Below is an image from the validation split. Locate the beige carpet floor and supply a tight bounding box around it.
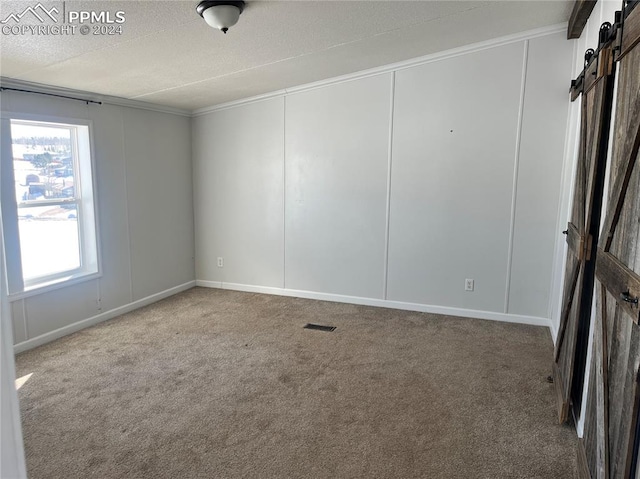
[15,287,577,478]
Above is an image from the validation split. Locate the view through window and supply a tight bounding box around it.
[4,118,98,292]
[12,121,80,280]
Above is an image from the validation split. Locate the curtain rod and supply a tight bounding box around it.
[0,86,102,105]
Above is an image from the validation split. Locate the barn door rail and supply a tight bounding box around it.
[570,21,618,100]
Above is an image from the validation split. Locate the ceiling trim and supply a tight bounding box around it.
[193,22,568,117]
[192,89,288,115]
[0,22,569,117]
[0,77,192,117]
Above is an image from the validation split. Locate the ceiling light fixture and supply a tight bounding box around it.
[196,1,245,34]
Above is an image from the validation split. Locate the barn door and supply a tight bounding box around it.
[580,3,640,478]
[553,24,617,424]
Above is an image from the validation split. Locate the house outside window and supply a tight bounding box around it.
[1,116,99,296]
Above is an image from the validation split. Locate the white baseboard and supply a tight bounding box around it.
[13,281,196,354]
[195,280,552,329]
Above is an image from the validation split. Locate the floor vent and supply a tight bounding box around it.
[303,323,336,332]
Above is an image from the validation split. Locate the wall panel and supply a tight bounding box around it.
[387,41,524,312]
[284,74,392,298]
[192,98,285,287]
[24,280,99,338]
[508,33,574,317]
[123,108,194,301]
[90,104,132,312]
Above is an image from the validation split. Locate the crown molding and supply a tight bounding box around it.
[192,89,288,116]
[193,22,568,117]
[1,22,568,118]
[0,77,192,117]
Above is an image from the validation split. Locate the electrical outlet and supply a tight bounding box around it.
[217,257,224,268]
[465,278,474,291]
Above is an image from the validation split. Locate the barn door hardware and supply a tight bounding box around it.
[598,22,613,45]
[620,291,639,305]
[570,21,621,99]
[585,48,596,67]
[563,223,593,261]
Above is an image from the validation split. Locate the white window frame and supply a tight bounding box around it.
[1,113,101,299]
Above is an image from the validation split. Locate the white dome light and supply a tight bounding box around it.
[197,1,245,34]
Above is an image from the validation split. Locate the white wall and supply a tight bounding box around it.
[388,41,523,313]
[192,98,284,287]
[1,207,26,478]
[510,33,576,319]
[285,74,392,298]
[1,91,195,349]
[194,27,573,325]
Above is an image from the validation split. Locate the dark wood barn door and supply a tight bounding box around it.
[581,3,640,478]
[554,26,617,425]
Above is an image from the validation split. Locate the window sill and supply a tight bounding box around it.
[8,270,101,302]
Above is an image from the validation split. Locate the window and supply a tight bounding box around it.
[1,116,99,295]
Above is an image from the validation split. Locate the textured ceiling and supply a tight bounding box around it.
[0,1,572,111]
